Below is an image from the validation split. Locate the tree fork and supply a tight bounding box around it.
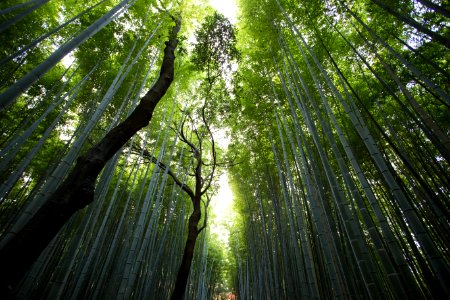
[0,17,182,295]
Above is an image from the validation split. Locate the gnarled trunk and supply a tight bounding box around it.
[170,200,202,300]
[0,17,181,295]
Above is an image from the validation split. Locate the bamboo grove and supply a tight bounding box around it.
[0,0,449,299]
[230,0,449,299]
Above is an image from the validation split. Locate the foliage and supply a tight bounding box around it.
[192,12,240,76]
[229,0,450,298]
[0,0,449,298]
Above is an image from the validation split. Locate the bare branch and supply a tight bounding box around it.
[137,146,195,199]
[200,99,217,195]
[154,0,177,22]
[198,193,212,233]
[179,120,199,154]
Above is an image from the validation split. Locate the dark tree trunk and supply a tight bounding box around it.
[0,18,181,295]
[171,199,202,300]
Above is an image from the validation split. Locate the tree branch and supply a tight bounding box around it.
[137,147,195,199]
[200,95,217,195]
[197,193,212,233]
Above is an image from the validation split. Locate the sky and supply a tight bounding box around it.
[209,0,238,23]
[208,0,238,244]
[210,172,235,244]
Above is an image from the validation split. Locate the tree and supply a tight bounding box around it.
[164,110,217,300]
[0,12,182,294]
[167,12,238,299]
[118,12,238,299]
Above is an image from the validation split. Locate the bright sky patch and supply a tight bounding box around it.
[209,0,237,23]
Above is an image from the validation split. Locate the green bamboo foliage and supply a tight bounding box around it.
[0,0,50,33]
[1,0,449,299]
[231,0,449,298]
[0,0,136,110]
[0,0,109,69]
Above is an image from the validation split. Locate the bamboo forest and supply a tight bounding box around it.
[0,0,449,298]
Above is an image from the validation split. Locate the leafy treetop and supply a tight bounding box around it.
[192,12,240,79]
